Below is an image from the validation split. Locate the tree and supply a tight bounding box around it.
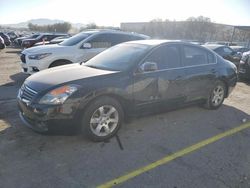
[28,22,72,33]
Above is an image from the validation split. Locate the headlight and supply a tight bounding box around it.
[28,53,52,60]
[39,85,78,105]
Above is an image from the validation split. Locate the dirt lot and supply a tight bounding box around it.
[0,47,250,188]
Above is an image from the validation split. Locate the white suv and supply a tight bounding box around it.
[20,30,149,74]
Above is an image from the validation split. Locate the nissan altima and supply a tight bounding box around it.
[17,40,237,141]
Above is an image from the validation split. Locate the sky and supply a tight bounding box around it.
[0,0,249,26]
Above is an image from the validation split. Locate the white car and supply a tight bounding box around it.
[20,30,149,74]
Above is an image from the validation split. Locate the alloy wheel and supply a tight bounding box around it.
[211,85,224,106]
[89,105,119,137]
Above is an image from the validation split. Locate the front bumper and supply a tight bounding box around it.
[20,61,39,74]
[19,112,48,132]
[17,98,78,132]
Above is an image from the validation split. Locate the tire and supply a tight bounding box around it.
[49,60,71,68]
[204,80,226,110]
[81,96,124,142]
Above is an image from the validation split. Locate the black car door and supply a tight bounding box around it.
[133,44,186,110]
[182,44,217,101]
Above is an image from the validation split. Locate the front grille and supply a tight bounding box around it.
[19,84,38,103]
[20,54,26,63]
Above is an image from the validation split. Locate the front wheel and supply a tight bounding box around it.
[81,96,124,142]
[204,81,226,110]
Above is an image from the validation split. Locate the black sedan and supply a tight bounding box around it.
[203,44,241,67]
[231,46,249,54]
[238,51,250,80]
[17,40,237,141]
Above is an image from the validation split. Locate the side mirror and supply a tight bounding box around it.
[140,62,158,72]
[82,43,92,49]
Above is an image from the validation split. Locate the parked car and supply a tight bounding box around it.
[0,36,5,49]
[17,40,237,141]
[33,35,71,46]
[203,44,241,67]
[205,41,236,46]
[0,32,11,46]
[20,30,149,74]
[14,34,40,46]
[238,51,250,80]
[230,46,250,54]
[21,33,69,48]
[7,31,19,42]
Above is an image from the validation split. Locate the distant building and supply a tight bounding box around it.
[121,21,250,47]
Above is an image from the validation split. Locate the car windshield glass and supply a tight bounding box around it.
[31,34,39,38]
[84,43,149,71]
[59,33,92,46]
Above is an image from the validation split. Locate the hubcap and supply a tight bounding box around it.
[211,85,224,106]
[90,105,119,137]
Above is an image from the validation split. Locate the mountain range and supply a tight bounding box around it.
[1,18,86,29]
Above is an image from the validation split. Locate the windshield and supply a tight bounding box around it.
[31,34,39,38]
[84,43,150,71]
[59,32,92,46]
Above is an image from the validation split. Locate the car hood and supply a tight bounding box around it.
[22,44,61,54]
[24,64,118,92]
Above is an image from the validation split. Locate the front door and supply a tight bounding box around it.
[133,44,186,111]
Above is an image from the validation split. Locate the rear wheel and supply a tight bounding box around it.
[81,96,124,142]
[204,80,226,109]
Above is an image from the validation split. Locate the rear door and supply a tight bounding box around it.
[182,44,217,101]
[133,44,186,110]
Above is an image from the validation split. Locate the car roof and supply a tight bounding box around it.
[126,39,199,46]
[79,29,150,39]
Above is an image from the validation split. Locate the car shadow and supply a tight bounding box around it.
[0,73,29,99]
[5,50,22,54]
[9,72,29,86]
[1,102,249,138]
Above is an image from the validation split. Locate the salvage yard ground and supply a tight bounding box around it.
[0,47,250,188]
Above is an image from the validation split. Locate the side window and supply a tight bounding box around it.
[130,35,145,41]
[183,45,208,66]
[88,34,113,48]
[46,35,55,41]
[88,33,143,49]
[110,34,133,45]
[207,51,215,64]
[144,45,181,70]
[41,36,47,41]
